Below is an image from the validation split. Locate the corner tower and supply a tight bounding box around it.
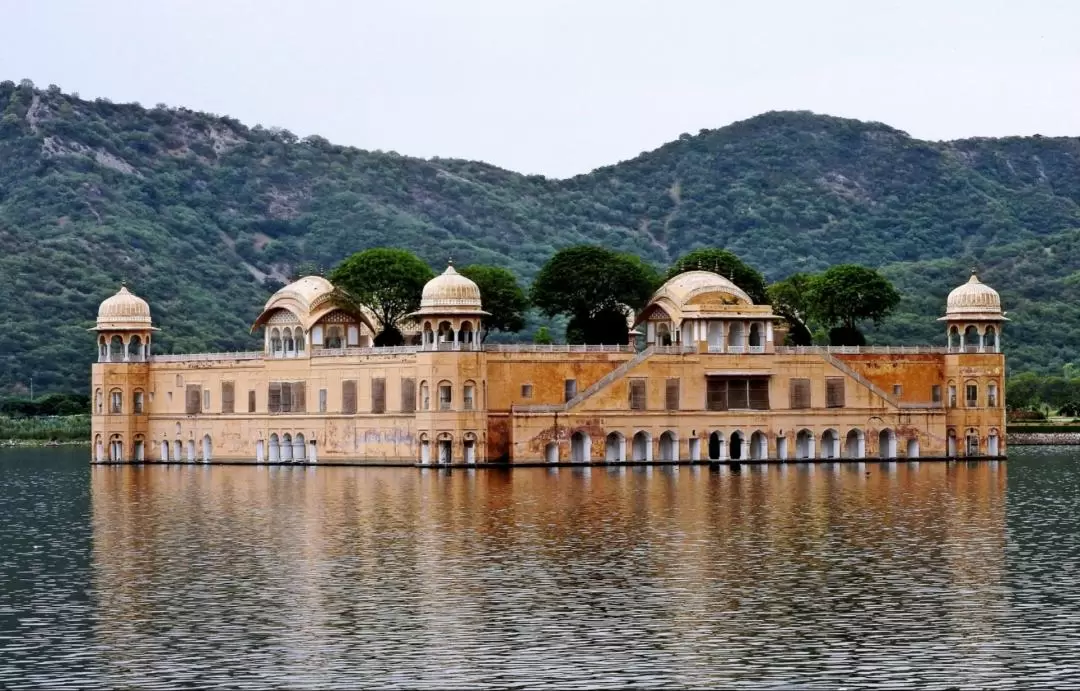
[90,284,157,462]
[411,264,490,465]
[940,270,1007,353]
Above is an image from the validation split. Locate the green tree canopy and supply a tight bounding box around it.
[667,248,768,304]
[566,307,631,346]
[808,264,901,334]
[531,246,657,344]
[328,248,434,346]
[766,272,815,346]
[458,264,527,339]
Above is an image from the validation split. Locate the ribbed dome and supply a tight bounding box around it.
[654,270,753,307]
[945,271,1003,317]
[96,285,152,330]
[414,264,486,315]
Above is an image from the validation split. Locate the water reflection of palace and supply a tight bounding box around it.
[91,268,1007,465]
[90,461,1007,681]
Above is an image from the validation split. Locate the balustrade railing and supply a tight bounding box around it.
[483,344,636,353]
[149,352,263,363]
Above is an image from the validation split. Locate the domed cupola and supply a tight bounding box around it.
[939,270,1007,352]
[415,264,486,314]
[95,284,153,331]
[411,263,490,350]
[91,283,158,363]
[945,270,1003,318]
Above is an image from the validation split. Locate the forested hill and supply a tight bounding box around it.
[1,79,1079,393]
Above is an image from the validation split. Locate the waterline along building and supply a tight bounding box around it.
[91,267,1006,465]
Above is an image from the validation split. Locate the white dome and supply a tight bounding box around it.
[413,264,487,316]
[945,271,1004,319]
[96,285,152,330]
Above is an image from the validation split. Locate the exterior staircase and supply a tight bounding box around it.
[821,353,899,406]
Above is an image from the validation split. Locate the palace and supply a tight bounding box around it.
[90,266,1007,465]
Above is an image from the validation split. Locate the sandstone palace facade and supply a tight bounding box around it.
[90,266,1007,465]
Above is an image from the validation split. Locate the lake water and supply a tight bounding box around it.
[1,449,1078,688]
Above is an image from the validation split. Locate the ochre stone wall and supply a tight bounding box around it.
[92,349,1007,464]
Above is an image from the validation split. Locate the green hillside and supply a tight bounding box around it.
[1,79,1078,393]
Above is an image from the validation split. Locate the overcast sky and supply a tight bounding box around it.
[3,0,1077,177]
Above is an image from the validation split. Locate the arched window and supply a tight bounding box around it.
[201,434,212,462]
[749,430,766,459]
[965,380,979,407]
[748,323,763,348]
[270,328,282,356]
[632,431,652,461]
[984,326,997,351]
[438,380,453,410]
[437,321,454,348]
[133,389,145,414]
[128,335,143,362]
[293,433,306,461]
[571,430,591,463]
[964,325,980,352]
[988,381,999,407]
[282,433,294,462]
[845,429,865,458]
[878,429,896,459]
[420,381,430,410]
[98,336,108,361]
[656,323,672,346]
[728,322,745,349]
[660,431,679,461]
[109,388,123,414]
[820,429,839,459]
[948,325,960,350]
[295,328,305,352]
[947,380,958,408]
[708,431,725,460]
[463,380,476,411]
[460,321,475,347]
[283,327,295,355]
[326,326,343,349]
[94,389,103,414]
[605,432,625,462]
[795,429,814,459]
[109,335,124,362]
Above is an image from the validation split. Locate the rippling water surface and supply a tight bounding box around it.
[1,449,1079,687]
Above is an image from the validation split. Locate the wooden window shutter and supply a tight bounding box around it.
[185,384,202,414]
[268,382,282,413]
[706,378,728,411]
[628,379,647,410]
[401,378,416,412]
[729,379,750,409]
[665,378,680,410]
[294,382,306,413]
[749,379,770,410]
[789,378,811,409]
[342,381,357,414]
[826,378,845,408]
[371,378,386,414]
[221,381,235,414]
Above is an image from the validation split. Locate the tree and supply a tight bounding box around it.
[458,264,527,339]
[533,326,553,345]
[328,248,434,346]
[807,265,901,342]
[667,248,768,303]
[1006,371,1042,411]
[767,273,814,345]
[531,246,658,344]
[566,307,631,345]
